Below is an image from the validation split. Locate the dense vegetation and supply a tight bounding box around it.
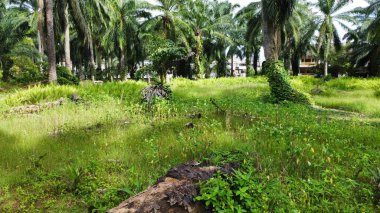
[0,77,379,212]
[1,0,380,212]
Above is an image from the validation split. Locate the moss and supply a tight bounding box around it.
[264,60,310,105]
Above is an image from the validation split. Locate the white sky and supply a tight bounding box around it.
[229,0,368,9]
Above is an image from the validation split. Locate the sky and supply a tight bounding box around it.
[228,0,368,10]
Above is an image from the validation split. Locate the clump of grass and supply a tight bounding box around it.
[375,89,380,99]
[325,78,380,90]
[3,84,77,106]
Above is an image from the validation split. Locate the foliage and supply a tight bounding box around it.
[197,159,375,212]
[264,60,310,104]
[150,41,186,83]
[56,66,80,85]
[9,56,42,83]
[135,64,156,81]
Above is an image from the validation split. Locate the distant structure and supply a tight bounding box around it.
[300,54,317,74]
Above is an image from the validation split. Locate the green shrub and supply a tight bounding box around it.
[264,60,310,104]
[9,56,43,83]
[197,161,374,212]
[135,64,157,81]
[56,66,79,85]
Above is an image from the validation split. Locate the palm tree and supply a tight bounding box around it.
[63,0,72,71]
[44,0,56,83]
[201,0,237,77]
[103,0,148,80]
[141,0,189,44]
[68,0,97,81]
[181,0,235,77]
[236,1,261,75]
[261,0,309,104]
[0,6,35,81]
[291,21,318,75]
[315,0,353,76]
[345,0,380,76]
[261,0,296,61]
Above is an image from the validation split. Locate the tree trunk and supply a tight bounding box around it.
[89,41,96,81]
[119,50,126,81]
[194,32,203,78]
[253,49,259,75]
[37,0,45,54]
[262,10,280,60]
[78,59,83,80]
[63,0,72,71]
[230,56,234,77]
[291,55,300,76]
[369,47,380,77]
[324,61,328,76]
[45,0,57,83]
[245,47,253,77]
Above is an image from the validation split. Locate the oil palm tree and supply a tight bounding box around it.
[345,0,380,76]
[261,0,296,61]
[141,0,190,46]
[0,7,35,81]
[181,0,235,77]
[236,1,261,75]
[103,0,148,80]
[315,0,353,76]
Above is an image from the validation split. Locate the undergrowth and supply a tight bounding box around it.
[0,77,379,212]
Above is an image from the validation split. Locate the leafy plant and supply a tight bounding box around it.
[264,60,310,104]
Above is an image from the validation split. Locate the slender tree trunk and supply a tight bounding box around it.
[324,61,328,76]
[291,55,300,76]
[37,0,45,54]
[63,0,72,71]
[245,47,253,77]
[230,56,234,77]
[194,32,203,77]
[253,49,259,75]
[78,59,83,80]
[45,0,57,83]
[119,50,126,81]
[89,41,96,81]
[37,0,45,73]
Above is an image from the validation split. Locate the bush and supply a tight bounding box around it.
[56,66,79,85]
[264,60,310,104]
[135,64,157,81]
[9,56,43,83]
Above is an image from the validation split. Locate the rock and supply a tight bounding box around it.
[108,161,232,213]
[185,122,194,129]
[142,85,171,102]
[70,93,80,102]
[310,87,323,95]
[189,113,202,119]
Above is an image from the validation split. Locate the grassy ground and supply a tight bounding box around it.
[0,77,379,212]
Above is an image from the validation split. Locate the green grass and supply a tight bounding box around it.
[0,77,379,212]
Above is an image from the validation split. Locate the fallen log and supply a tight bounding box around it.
[8,98,65,114]
[108,161,237,213]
